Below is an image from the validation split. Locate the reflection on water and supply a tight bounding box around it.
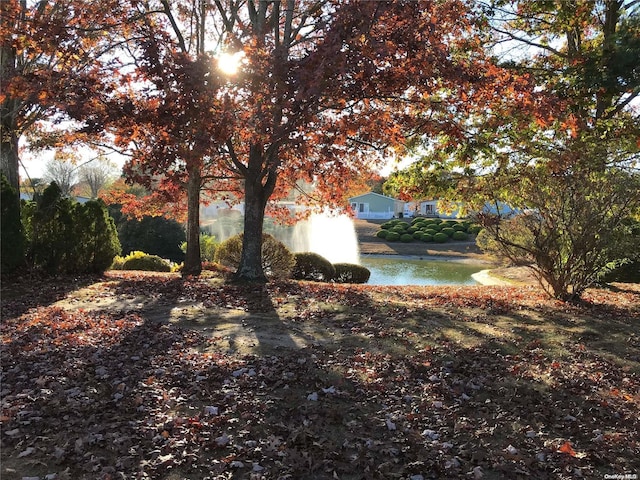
[361,256,485,286]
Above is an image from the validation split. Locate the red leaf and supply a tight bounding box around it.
[558,441,576,456]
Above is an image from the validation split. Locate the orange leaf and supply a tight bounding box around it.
[559,441,576,456]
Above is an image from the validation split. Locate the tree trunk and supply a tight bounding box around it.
[232,144,280,283]
[233,171,269,283]
[1,33,20,201]
[182,167,202,276]
[0,133,20,200]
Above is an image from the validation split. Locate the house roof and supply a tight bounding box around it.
[348,191,403,202]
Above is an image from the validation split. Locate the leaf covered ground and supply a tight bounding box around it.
[1,272,639,479]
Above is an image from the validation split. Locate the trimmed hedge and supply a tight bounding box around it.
[386,231,401,242]
[421,233,434,242]
[441,227,456,237]
[333,263,371,284]
[376,230,389,239]
[468,224,482,235]
[434,232,449,243]
[292,252,335,282]
[400,233,414,243]
[452,231,468,241]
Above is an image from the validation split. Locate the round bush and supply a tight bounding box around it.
[400,233,414,243]
[441,227,456,237]
[292,252,335,282]
[434,232,449,243]
[453,223,466,232]
[407,226,419,234]
[386,231,401,242]
[381,222,395,230]
[376,229,389,239]
[421,233,434,242]
[412,231,423,240]
[214,233,294,279]
[428,223,442,231]
[117,251,172,272]
[392,224,407,233]
[452,231,468,241]
[333,263,371,284]
[423,229,438,236]
[468,224,482,235]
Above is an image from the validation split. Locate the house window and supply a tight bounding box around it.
[424,204,435,215]
[359,203,366,213]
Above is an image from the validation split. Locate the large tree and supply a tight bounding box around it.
[0,0,128,199]
[112,0,507,282]
[388,0,640,300]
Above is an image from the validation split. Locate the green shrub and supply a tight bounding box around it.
[421,233,434,242]
[22,183,120,274]
[400,233,413,243]
[412,231,423,240]
[381,222,394,230]
[441,227,456,237]
[468,224,482,235]
[452,231,468,241]
[110,206,185,263]
[453,223,466,232]
[73,199,122,273]
[180,233,218,262]
[1,175,24,273]
[385,231,401,242]
[434,232,449,243]
[428,223,442,231]
[333,263,371,284]
[113,251,171,272]
[407,226,419,234]
[292,252,335,282]
[376,229,389,239]
[214,233,294,279]
[391,224,407,233]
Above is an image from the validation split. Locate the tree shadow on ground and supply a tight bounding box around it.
[1,273,102,318]
[2,274,639,479]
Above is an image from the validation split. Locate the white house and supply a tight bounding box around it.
[418,199,462,219]
[349,192,405,219]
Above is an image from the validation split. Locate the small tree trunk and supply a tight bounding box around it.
[182,167,202,276]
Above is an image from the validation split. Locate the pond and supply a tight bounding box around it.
[360,255,489,286]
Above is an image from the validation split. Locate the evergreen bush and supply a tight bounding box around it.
[376,230,389,239]
[400,233,414,243]
[385,231,401,242]
[1,175,25,273]
[434,232,449,243]
[292,252,335,282]
[333,263,371,284]
[453,223,467,232]
[412,231,423,239]
[110,206,185,263]
[441,227,456,237]
[452,231,468,241]
[22,183,120,274]
[468,224,482,235]
[421,233,434,242]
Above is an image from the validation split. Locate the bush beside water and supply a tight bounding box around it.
[374,218,481,245]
